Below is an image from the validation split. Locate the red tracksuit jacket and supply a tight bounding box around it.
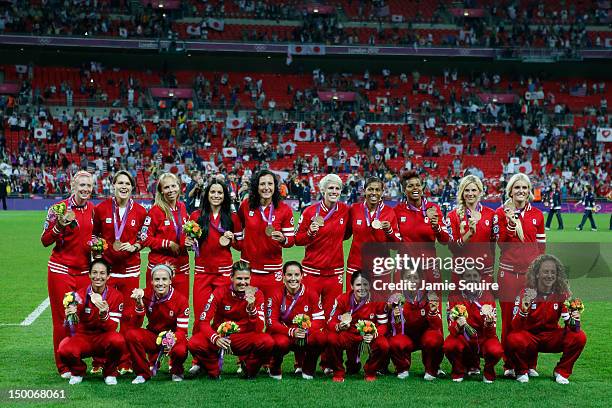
[511,289,570,332]
[198,285,266,345]
[389,291,442,336]
[237,199,295,273]
[71,285,124,335]
[133,287,189,335]
[266,284,325,336]
[41,196,95,274]
[93,198,148,275]
[394,200,450,259]
[190,210,242,275]
[347,202,401,273]
[295,201,351,276]
[447,291,498,338]
[327,292,388,337]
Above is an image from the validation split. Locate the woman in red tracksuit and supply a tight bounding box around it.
[125,264,189,384]
[447,175,498,284]
[387,268,444,380]
[347,176,401,277]
[93,170,148,373]
[496,173,545,376]
[140,173,189,299]
[394,172,450,284]
[237,170,295,298]
[295,173,351,315]
[57,259,125,386]
[186,179,242,375]
[505,254,586,385]
[326,272,389,382]
[41,170,95,377]
[443,268,504,383]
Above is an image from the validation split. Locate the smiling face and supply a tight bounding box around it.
[365,182,383,207]
[510,180,530,206]
[352,276,371,300]
[402,269,422,292]
[258,174,275,203]
[283,264,303,293]
[208,183,224,208]
[463,269,481,285]
[462,182,481,207]
[537,260,558,292]
[160,176,180,205]
[323,182,342,205]
[72,175,93,204]
[89,262,109,292]
[152,269,172,297]
[114,174,133,203]
[231,270,251,292]
[404,177,423,204]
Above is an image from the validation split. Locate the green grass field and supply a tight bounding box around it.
[0,211,610,407]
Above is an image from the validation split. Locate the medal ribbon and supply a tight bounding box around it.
[463,203,482,225]
[169,206,183,243]
[148,286,174,313]
[259,204,275,228]
[363,202,383,227]
[315,201,338,223]
[280,286,303,323]
[349,292,368,314]
[112,198,132,242]
[406,197,428,219]
[209,213,226,234]
[85,285,109,308]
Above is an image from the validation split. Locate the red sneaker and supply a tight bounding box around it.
[365,375,377,382]
[332,376,345,383]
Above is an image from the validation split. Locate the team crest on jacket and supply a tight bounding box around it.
[184,308,190,316]
[105,218,112,223]
[401,217,406,223]
[553,303,558,310]
[340,218,344,225]
[170,310,174,317]
[85,307,91,314]
[485,220,490,226]
[369,313,374,319]
[119,303,124,312]
[356,220,362,225]
[533,219,537,225]
[225,305,231,310]
[304,305,309,312]
[144,217,151,226]
[164,220,170,226]
[249,211,254,216]
[131,220,136,226]
[421,309,425,316]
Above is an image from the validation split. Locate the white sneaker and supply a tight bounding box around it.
[69,376,83,385]
[268,373,282,380]
[172,374,183,382]
[236,366,243,374]
[516,374,529,383]
[104,376,117,386]
[132,376,146,384]
[437,369,446,377]
[483,377,494,384]
[323,368,334,376]
[302,373,313,380]
[554,372,570,385]
[452,377,464,382]
[468,368,481,376]
[504,369,516,378]
[545,227,551,231]
[397,371,409,379]
[294,367,303,375]
[528,369,539,377]
[60,372,72,379]
[188,365,201,376]
[424,373,437,381]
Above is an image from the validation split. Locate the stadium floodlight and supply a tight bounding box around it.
[314,8,319,13]
[159,4,164,8]
[464,11,469,16]
[168,91,174,97]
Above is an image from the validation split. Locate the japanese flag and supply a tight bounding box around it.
[521,135,539,149]
[207,18,225,31]
[222,147,237,158]
[517,161,533,174]
[294,128,312,141]
[226,117,245,129]
[288,44,326,55]
[34,128,47,139]
[596,127,612,142]
[186,25,201,36]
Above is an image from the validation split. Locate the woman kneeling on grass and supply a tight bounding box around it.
[505,254,587,384]
[125,264,189,384]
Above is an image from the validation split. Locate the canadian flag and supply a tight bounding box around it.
[225,117,245,129]
[596,127,612,142]
[207,18,224,31]
[294,128,312,141]
[517,161,533,174]
[288,44,326,55]
[521,135,539,149]
[34,128,47,139]
[186,25,201,36]
[222,147,237,158]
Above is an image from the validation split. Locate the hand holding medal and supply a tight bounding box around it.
[131,288,145,307]
[426,206,438,225]
[522,288,537,312]
[481,304,495,325]
[244,286,257,306]
[219,231,233,247]
[338,312,352,330]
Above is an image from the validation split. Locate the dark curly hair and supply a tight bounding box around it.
[248,169,281,210]
[526,254,571,296]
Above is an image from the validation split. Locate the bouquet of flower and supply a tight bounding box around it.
[217,321,240,372]
[63,291,81,336]
[183,220,202,256]
[152,331,176,376]
[51,202,67,217]
[450,304,477,337]
[355,320,377,364]
[292,314,311,346]
[387,293,406,324]
[88,237,108,258]
[564,297,585,328]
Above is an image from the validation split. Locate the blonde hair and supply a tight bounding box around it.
[319,174,343,192]
[70,171,93,194]
[155,173,181,219]
[456,175,484,236]
[151,263,174,280]
[504,173,533,242]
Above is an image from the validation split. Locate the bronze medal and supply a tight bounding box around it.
[471,211,482,222]
[113,240,123,251]
[426,207,437,218]
[314,215,325,227]
[371,219,383,230]
[219,235,231,247]
[64,210,76,222]
[265,225,275,236]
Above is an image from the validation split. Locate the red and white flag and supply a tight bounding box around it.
[288,44,326,55]
[521,135,539,149]
[596,127,612,142]
[207,18,224,31]
[186,25,201,36]
[517,161,533,174]
[34,128,47,139]
[442,141,463,155]
[294,128,312,141]
[222,147,237,158]
[225,117,245,129]
[280,142,296,155]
